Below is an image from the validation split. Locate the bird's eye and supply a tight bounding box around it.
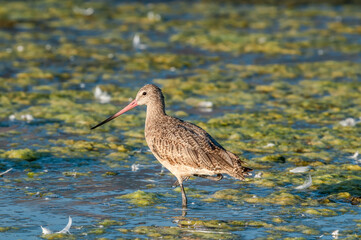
[142,92,147,95]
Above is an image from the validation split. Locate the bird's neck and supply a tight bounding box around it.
[145,100,167,127]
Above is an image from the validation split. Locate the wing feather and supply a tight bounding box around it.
[148,117,237,172]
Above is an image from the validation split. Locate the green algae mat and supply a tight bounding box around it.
[1,1,361,239]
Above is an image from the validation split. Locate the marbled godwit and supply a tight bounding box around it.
[91,84,252,208]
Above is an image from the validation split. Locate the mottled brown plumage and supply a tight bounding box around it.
[91,84,252,208]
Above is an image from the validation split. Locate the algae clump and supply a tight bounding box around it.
[133,226,182,238]
[99,219,125,227]
[41,233,76,240]
[117,190,160,206]
[0,227,11,232]
[5,148,39,161]
[212,189,242,201]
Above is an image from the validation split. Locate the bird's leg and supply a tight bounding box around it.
[182,209,187,217]
[172,176,190,187]
[179,181,187,209]
[193,174,223,181]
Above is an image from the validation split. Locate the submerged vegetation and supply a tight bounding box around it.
[0,0,360,239]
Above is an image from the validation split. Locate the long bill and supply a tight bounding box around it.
[91,99,138,129]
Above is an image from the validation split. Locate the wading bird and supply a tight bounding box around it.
[91,84,252,208]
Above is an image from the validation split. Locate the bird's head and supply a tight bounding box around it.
[134,84,163,106]
[91,84,163,129]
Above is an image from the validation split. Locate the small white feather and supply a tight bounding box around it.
[21,114,34,122]
[57,216,72,234]
[295,174,312,190]
[41,226,53,235]
[290,166,311,173]
[17,45,24,52]
[94,86,111,104]
[133,34,147,50]
[348,151,359,160]
[9,114,16,121]
[198,101,213,108]
[264,143,275,148]
[41,216,72,235]
[131,164,140,172]
[0,168,13,176]
[254,172,263,178]
[332,229,339,239]
[73,6,94,16]
[339,118,357,127]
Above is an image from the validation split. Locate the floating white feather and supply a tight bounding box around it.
[254,172,263,178]
[133,34,147,50]
[332,229,339,239]
[41,216,72,235]
[289,166,311,173]
[0,168,13,176]
[41,226,53,235]
[348,151,359,160]
[73,6,94,16]
[147,11,161,21]
[198,101,213,113]
[198,101,213,108]
[17,45,24,52]
[94,86,111,104]
[21,114,34,122]
[264,143,275,148]
[339,118,360,127]
[295,174,312,190]
[57,216,72,234]
[131,164,140,172]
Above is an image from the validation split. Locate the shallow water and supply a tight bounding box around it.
[1,1,361,239]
